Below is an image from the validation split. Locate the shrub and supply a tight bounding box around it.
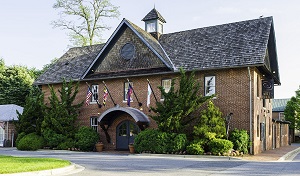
[186,141,204,155]
[229,128,249,154]
[208,138,233,155]
[57,138,75,150]
[15,132,26,147]
[168,133,188,153]
[42,129,67,149]
[75,126,99,151]
[17,133,44,151]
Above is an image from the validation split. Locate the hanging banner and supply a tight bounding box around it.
[262,79,274,99]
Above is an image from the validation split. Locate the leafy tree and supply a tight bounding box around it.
[0,61,35,106]
[52,0,120,46]
[14,87,45,135]
[284,88,300,130]
[151,68,212,134]
[193,101,226,140]
[41,79,83,148]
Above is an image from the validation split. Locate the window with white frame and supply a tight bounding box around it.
[91,85,99,103]
[124,82,133,101]
[161,79,171,100]
[204,76,215,96]
[146,22,156,32]
[90,117,98,132]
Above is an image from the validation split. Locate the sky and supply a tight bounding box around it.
[0,0,299,99]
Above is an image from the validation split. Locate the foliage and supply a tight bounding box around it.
[58,139,76,150]
[284,88,300,130]
[193,101,226,140]
[229,128,249,154]
[151,68,212,135]
[208,138,233,155]
[14,87,45,135]
[186,141,205,155]
[134,129,187,154]
[0,155,70,174]
[17,133,44,151]
[75,126,99,151]
[41,79,83,148]
[15,132,26,148]
[52,0,120,46]
[0,60,36,106]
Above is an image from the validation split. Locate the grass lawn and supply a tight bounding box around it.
[0,155,71,174]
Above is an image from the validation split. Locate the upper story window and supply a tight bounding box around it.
[124,82,133,101]
[146,22,156,32]
[161,79,171,100]
[91,85,99,103]
[204,76,215,96]
[257,75,260,98]
[90,116,98,132]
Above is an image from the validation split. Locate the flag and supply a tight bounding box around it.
[85,87,92,106]
[147,83,151,107]
[103,87,108,106]
[127,84,133,106]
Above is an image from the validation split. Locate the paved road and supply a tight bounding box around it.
[1,148,300,176]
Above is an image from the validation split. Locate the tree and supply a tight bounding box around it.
[284,88,300,131]
[14,87,45,135]
[52,0,120,46]
[151,68,212,135]
[0,61,35,106]
[41,79,83,148]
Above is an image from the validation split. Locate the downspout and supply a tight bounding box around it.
[248,67,253,154]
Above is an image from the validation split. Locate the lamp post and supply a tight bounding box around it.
[225,113,233,139]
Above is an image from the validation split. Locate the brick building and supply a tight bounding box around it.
[35,8,285,155]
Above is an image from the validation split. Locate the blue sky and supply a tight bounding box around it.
[0,0,299,99]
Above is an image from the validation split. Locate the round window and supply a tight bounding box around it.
[120,43,135,60]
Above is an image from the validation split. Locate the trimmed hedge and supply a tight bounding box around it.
[229,128,249,154]
[186,141,204,155]
[15,132,26,147]
[75,126,99,151]
[208,138,233,155]
[17,133,44,151]
[134,129,187,154]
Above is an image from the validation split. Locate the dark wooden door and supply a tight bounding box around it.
[116,120,139,150]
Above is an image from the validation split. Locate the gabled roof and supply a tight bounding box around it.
[272,98,290,112]
[142,8,166,23]
[0,104,23,121]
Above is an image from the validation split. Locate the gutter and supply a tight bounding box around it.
[248,67,253,154]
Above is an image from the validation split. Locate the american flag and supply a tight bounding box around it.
[85,87,93,106]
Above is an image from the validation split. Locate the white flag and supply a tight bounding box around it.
[147,83,151,107]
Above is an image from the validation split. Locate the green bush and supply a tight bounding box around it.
[229,128,249,154]
[57,138,75,150]
[15,132,26,147]
[186,141,204,155]
[75,126,99,151]
[134,129,187,154]
[17,133,44,151]
[42,129,67,149]
[208,138,233,155]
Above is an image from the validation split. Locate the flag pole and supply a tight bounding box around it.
[85,82,102,108]
[102,81,117,106]
[127,79,143,107]
[147,79,158,103]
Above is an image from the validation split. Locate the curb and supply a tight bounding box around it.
[0,163,84,176]
[278,146,300,161]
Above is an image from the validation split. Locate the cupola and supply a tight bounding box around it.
[142,8,166,40]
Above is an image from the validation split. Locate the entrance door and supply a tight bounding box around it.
[116,120,139,150]
[0,126,4,147]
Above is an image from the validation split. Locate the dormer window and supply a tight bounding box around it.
[146,22,156,32]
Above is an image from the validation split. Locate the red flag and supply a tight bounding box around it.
[86,87,92,106]
[103,87,108,106]
[127,84,133,106]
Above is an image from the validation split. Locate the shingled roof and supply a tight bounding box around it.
[35,16,279,85]
[272,99,290,112]
[142,8,166,23]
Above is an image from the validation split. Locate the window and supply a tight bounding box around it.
[124,82,133,101]
[257,75,260,98]
[90,117,98,132]
[91,85,99,103]
[161,79,171,100]
[158,23,163,33]
[257,115,260,137]
[204,76,215,96]
[263,99,266,108]
[279,112,285,120]
[147,22,156,32]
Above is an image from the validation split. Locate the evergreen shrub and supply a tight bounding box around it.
[17,133,44,151]
[208,138,233,155]
[75,126,99,151]
[229,128,249,154]
[186,141,205,155]
[15,132,26,147]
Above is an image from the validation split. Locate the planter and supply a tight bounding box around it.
[129,144,135,153]
[95,143,104,152]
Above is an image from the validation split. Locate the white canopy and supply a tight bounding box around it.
[0,104,23,121]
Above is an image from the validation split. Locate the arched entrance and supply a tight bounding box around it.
[116,120,140,149]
